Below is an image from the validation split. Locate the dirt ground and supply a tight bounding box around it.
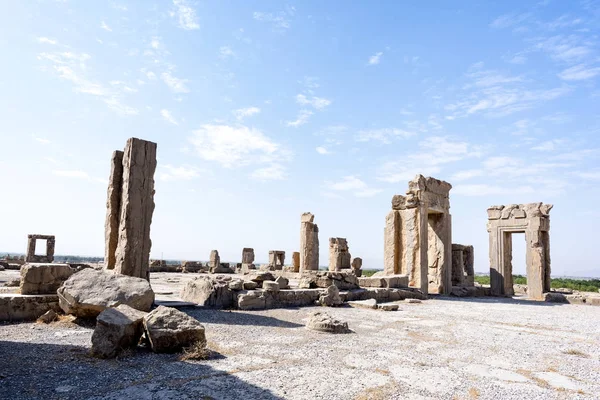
[1,271,600,400]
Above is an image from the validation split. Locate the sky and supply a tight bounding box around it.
[1,1,599,277]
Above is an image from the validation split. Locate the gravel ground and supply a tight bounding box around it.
[1,294,599,400]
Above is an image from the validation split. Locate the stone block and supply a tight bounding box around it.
[91,304,147,358]
[143,306,206,353]
[20,263,74,295]
[0,294,59,322]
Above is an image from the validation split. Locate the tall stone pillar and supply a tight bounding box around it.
[300,212,319,272]
[113,138,157,280]
[291,251,300,273]
[383,210,400,275]
[104,150,124,270]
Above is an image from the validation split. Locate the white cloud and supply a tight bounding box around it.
[490,13,531,29]
[159,165,199,181]
[531,139,564,151]
[574,170,600,180]
[35,137,51,144]
[161,71,190,93]
[453,184,535,196]
[286,109,313,127]
[316,146,330,155]
[533,35,592,63]
[100,21,112,32]
[253,11,292,30]
[295,94,331,110]
[160,109,178,125]
[219,46,235,58]
[189,124,286,170]
[37,37,57,45]
[368,52,383,65]
[171,0,200,30]
[250,163,286,181]
[104,97,139,115]
[328,176,382,197]
[451,169,484,181]
[233,106,260,120]
[150,37,161,50]
[142,69,157,80]
[355,128,415,144]
[558,64,600,81]
[53,170,90,179]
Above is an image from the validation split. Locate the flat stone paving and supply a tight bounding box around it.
[1,288,599,399]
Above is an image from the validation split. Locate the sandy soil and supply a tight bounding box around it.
[1,282,599,400]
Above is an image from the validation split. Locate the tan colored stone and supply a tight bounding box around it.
[20,263,74,295]
[291,252,300,273]
[300,213,319,272]
[328,238,351,272]
[104,150,123,270]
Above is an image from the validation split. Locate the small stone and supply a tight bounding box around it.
[37,310,58,324]
[306,311,350,334]
[377,303,399,311]
[143,306,206,353]
[348,299,377,309]
[405,298,422,304]
[262,281,280,292]
[275,276,289,289]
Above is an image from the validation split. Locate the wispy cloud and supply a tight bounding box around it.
[219,46,235,59]
[355,128,415,144]
[233,106,260,120]
[368,52,383,65]
[327,176,382,198]
[286,109,313,127]
[37,37,57,45]
[161,71,190,93]
[100,21,112,32]
[34,137,51,145]
[295,94,331,110]
[490,13,532,30]
[250,163,286,181]
[160,109,178,125]
[253,8,295,30]
[171,0,200,30]
[159,164,199,181]
[316,146,330,155]
[558,64,600,81]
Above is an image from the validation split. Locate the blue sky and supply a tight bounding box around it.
[1,1,599,277]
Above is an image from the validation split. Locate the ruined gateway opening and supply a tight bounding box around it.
[34,239,47,256]
[427,211,446,294]
[510,232,527,278]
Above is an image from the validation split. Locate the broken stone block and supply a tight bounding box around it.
[181,261,206,273]
[36,309,58,324]
[358,277,385,288]
[243,281,258,290]
[241,248,255,264]
[351,257,363,277]
[377,303,399,311]
[143,306,206,353]
[262,281,280,292]
[228,279,244,291]
[382,275,409,288]
[319,285,343,307]
[306,311,349,333]
[237,291,268,310]
[20,263,75,295]
[298,276,317,289]
[275,276,289,289]
[113,138,157,280]
[348,299,377,309]
[57,269,154,318]
[268,250,285,270]
[208,250,220,272]
[328,237,351,272]
[248,271,275,287]
[315,271,359,290]
[211,263,234,274]
[91,304,147,358]
[180,277,235,308]
[25,234,56,263]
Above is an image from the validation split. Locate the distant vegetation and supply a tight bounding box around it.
[474,274,600,293]
[362,269,378,277]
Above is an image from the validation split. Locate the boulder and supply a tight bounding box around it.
[57,269,154,318]
[143,306,206,353]
[237,291,268,310]
[180,277,235,308]
[228,279,244,291]
[263,281,280,292]
[20,263,75,295]
[319,285,342,307]
[298,276,317,289]
[275,276,289,289]
[306,311,350,333]
[315,271,359,290]
[91,305,147,358]
[248,272,275,287]
[348,299,377,309]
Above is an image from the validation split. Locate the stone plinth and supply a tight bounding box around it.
[328,238,351,271]
[20,263,74,295]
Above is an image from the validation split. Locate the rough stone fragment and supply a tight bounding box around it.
[291,252,300,273]
[181,261,205,273]
[91,304,147,358]
[268,251,285,270]
[314,271,359,290]
[208,250,220,272]
[228,279,244,291]
[104,150,123,270]
[20,263,74,295]
[328,238,351,272]
[319,285,342,307]
[298,276,317,289]
[0,294,59,322]
[113,138,157,280]
[347,298,378,309]
[143,306,206,353]
[405,298,422,304]
[243,281,258,290]
[180,277,235,308]
[36,309,58,324]
[262,281,280,292]
[358,277,385,288]
[57,269,154,318]
[275,276,289,289]
[377,303,399,311]
[382,275,409,288]
[351,257,363,277]
[241,248,255,264]
[306,311,349,333]
[248,272,275,286]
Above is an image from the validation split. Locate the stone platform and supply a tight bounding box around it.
[0,293,59,322]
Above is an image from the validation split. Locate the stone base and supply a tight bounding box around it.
[358,275,409,288]
[544,292,600,306]
[0,294,59,322]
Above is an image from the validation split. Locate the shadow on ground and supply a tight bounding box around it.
[0,340,284,400]
[431,294,566,307]
[185,308,304,328]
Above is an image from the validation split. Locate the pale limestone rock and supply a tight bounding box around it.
[113,138,157,280]
[319,285,342,307]
[208,250,220,272]
[314,271,359,290]
[268,250,285,270]
[275,276,289,289]
[20,263,74,295]
[248,271,275,287]
[348,299,377,309]
[237,291,267,310]
[228,279,244,291]
[377,303,399,311]
[328,238,351,272]
[241,248,255,264]
[291,251,300,273]
[243,281,258,290]
[91,304,147,358]
[36,309,58,324]
[306,311,349,333]
[351,257,363,277]
[262,281,280,292]
[300,213,319,272]
[405,298,422,303]
[57,269,154,318]
[143,306,206,353]
[180,277,235,308]
[104,150,123,270]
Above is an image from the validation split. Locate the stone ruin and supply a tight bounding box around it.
[351,257,363,277]
[268,250,285,270]
[451,244,474,287]
[328,238,351,271]
[291,251,300,273]
[384,175,452,295]
[487,203,552,300]
[299,212,319,272]
[241,248,255,269]
[25,234,55,263]
[104,138,157,280]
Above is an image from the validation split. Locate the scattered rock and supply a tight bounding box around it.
[228,279,244,291]
[348,299,377,309]
[143,306,206,353]
[275,276,289,289]
[36,310,58,324]
[262,281,280,292]
[306,311,350,334]
[91,305,147,358]
[319,285,342,307]
[5,279,20,287]
[405,298,422,304]
[180,277,235,308]
[298,276,317,289]
[243,281,258,290]
[249,272,275,286]
[377,303,399,311]
[57,269,154,318]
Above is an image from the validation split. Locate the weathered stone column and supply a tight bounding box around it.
[113,138,157,280]
[383,210,400,275]
[209,250,220,271]
[241,248,255,264]
[451,247,464,286]
[328,238,351,271]
[104,150,124,270]
[291,252,300,273]
[300,213,319,272]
